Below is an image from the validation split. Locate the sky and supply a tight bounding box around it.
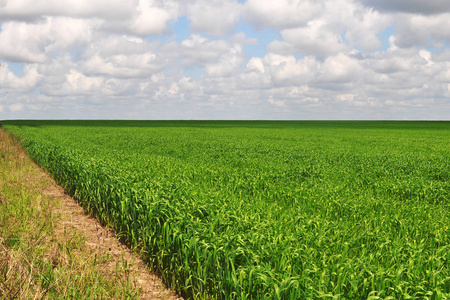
[0,0,450,120]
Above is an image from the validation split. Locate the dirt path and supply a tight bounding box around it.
[5,130,182,299]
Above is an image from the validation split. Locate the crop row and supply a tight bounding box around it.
[3,121,450,299]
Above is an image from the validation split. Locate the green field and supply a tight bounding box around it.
[2,120,450,299]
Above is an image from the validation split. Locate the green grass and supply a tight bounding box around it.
[3,120,450,299]
[0,129,141,299]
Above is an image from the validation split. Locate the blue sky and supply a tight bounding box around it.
[1,0,450,120]
[7,62,25,77]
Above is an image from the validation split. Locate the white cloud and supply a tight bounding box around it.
[337,2,389,52]
[393,13,450,48]
[247,57,264,73]
[161,33,253,73]
[0,63,41,90]
[0,17,97,63]
[205,45,244,77]
[0,21,50,62]
[268,97,287,108]
[84,35,155,58]
[82,52,163,78]
[336,93,356,102]
[359,48,448,103]
[47,17,96,50]
[153,75,194,102]
[130,0,178,36]
[229,32,258,46]
[1,0,450,120]
[419,49,434,66]
[62,69,104,94]
[187,0,241,36]
[244,0,322,29]
[0,0,136,22]
[358,0,450,15]
[368,53,411,74]
[263,53,318,85]
[319,53,361,83]
[175,34,230,66]
[9,103,24,112]
[177,76,203,95]
[269,20,346,57]
[0,0,180,38]
[264,0,390,56]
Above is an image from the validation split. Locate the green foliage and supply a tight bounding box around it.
[3,120,450,299]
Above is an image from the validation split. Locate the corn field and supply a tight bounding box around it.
[3,120,450,299]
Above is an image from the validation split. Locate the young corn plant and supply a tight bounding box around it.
[3,120,450,299]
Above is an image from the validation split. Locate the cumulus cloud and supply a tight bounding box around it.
[205,45,244,77]
[9,103,24,112]
[186,0,242,36]
[0,0,180,38]
[393,13,450,48]
[269,20,346,57]
[358,0,450,15]
[0,17,98,63]
[81,38,165,78]
[0,0,449,120]
[160,32,253,73]
[129,0,178,36]
[318,53,362,83]
[0,0,136,22]
[0,63,41,90]
[337,2,389,52]
[0,21,51,63]
[62,69,103,94]
[244,0,322,29]
[246,57,264,73]
[177,34,230,65]
[358,48,448,103]
[262,0,391,56]
[263,53,317,86]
